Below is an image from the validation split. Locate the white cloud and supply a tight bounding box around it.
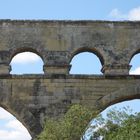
[0,129,31,140]
[128,7,140,20]
[0,120,32,140]
[6,120,30,133]
[130,67,140,75]
[109,8,127,20]
[109,7,140,20]
[11,52,41,64]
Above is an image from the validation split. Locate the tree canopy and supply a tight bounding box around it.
[37,104,140,140]
[90,107,140,140]
[37,104,97,140]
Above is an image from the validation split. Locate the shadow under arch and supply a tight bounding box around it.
[0,103,42,139]
[69,47,104,66]
[98,83,140,112]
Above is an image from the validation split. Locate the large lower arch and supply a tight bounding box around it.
[98,83,140,111]
[0,106,31,140]
[0,102,42,139]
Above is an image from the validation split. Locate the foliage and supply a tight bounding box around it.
[38,105,140,140]
[37,104,97,140]
[90,107,140,140]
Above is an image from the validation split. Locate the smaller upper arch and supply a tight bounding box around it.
[69,47,105,66]
[9,47,45,64]
[129,48,140,75]
[9,47,45,74]
[129,49,140,64]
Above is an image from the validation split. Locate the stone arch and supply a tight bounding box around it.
[0,102,42,139]
[128,48,140,64]
[9,47,45,74]
[98,83,140,111]
[9,47,45,64]
[69,47,104,66]
[128,49,140,74]
[69,47,104,74]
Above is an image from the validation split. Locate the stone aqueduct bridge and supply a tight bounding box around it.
[0,20,140,139]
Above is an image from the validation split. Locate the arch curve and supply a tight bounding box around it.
[129,49,140,64]
[0,102,42,139]
[98,84,140,111]
[9,47,45,64]
[69,47,105,66]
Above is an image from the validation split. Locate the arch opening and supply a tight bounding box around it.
[129,53,140,75]
[83,99,140,140]
[70,52,103,75]
[0,107,32,140]
[10,52,44,74]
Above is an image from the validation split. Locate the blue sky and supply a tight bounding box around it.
[0,0,139,20]
[1,0,140,140]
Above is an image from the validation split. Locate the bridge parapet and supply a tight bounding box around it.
[0,20,139,75]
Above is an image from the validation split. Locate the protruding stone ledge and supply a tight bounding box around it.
[43,64,71,75]
[102,64,131,75]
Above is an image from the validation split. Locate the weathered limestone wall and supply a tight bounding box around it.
[1,75,140,139]
[0,20,140,139]
[0,20,140,75]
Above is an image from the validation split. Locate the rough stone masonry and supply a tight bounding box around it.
[0,20,140,139]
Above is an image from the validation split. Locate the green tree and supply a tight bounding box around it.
[91,107,140,140]
[37,104,97,140]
